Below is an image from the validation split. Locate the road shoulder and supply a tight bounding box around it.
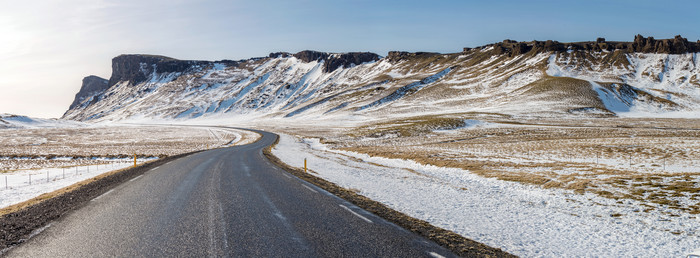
[262,134,514,258]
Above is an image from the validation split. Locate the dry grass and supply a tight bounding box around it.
[351,114,467,137]
[275,116,700,214]
[514,76,607,112]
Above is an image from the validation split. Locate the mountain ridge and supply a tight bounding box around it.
[63,35,700,122]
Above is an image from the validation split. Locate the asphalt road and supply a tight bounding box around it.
[6,129,455,257]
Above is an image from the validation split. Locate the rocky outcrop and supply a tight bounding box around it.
[292,50,330,63]
[324,52,380,72]
[631,34,699,54]
[108,54,237,87]
[68,75,109,110]
[467,35,700,56]
[269,52,291,58]
[109,55,170,86]
[385,51,440,63]
[292,50,380,72]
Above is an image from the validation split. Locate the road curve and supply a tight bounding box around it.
[6,129,456,257]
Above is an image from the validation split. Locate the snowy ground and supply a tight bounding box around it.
[0,125,259,209]
[272,133,699,257]
[0,125,258,170]
[0,159,153,208]
[328,116,700,216]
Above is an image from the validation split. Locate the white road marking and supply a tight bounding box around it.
[92,189,115,201]
[428,251,446,258]
[219,203,229,249]
[129,175,143,182]
[302,184,318,193]
[339,204,373,223]
[283,174,292,178]
[151,166,160,171]
[27,222,52,239]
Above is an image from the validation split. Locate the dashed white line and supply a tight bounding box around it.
[302,184,318,193]
[339,204,373,223]
[283,174,292,178]
[91,189,114,201]
[129,175,143,182]
[151,166,160,171]
[428,251,446,258]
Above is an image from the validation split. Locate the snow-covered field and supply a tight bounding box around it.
[273,133,699,257]
[329,116,700,216]
[0,125,259,170]
[0,125,259,209]
[1,111,697,256]
[0,159,152,208]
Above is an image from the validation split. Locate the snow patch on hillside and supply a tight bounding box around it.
[548,52,700,115]
[590,81,631,112]
[0,114,83,129]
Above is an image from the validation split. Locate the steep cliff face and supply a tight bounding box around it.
[107,54,234,87]
[292,50,380,72]
[63,35,700,122]
[67,75,109,110]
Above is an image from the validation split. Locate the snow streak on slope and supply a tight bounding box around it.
[357,67,452,111]
[548,52,700,116]
[590,81,632,112]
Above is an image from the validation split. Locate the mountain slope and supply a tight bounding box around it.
[0,114,81,129]
[63,35,700,122]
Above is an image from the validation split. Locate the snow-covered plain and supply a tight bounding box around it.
[0,125,258,170]
[272,133,699,257]
[0,159,152,208]
[0,125,259,209]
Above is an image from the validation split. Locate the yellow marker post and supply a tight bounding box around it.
[134,154,137,167]
[304,158,307,173]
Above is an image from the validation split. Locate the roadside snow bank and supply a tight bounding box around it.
[272,134,698,257]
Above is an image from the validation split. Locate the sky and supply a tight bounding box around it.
[1,0,699,118]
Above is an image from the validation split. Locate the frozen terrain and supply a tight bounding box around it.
[63,47,700,123]
[0,125,259,170]
[0,125,259,209]
[272,133,698,257]
[4,36,700,256]
[0,114,83,129]
[0,159,151,208]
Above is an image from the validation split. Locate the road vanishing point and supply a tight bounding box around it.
[6,129,455,257]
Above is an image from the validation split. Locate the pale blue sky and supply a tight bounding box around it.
[1,0,699,118]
